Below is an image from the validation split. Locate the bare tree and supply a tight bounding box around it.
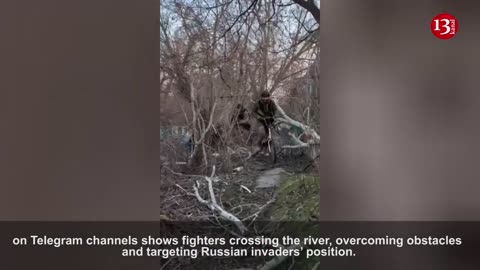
[161,0,320,170]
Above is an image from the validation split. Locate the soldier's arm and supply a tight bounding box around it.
[271,100,277,115]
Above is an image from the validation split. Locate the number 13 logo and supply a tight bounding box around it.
[431,13,458,40]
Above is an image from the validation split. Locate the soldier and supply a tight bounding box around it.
[253,91,277,138]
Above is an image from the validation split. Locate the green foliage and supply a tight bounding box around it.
[270,174,319,221]
[265,174,321,270]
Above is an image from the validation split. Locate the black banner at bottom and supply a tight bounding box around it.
[1,222,479,270]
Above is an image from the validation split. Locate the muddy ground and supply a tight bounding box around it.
[160,151,318,222]
[159,152,320,270]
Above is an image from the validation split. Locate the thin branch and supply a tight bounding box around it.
[274,100,320,142]
[175,184,195,196]
[202,0,234,10]
[164,166,207,178]
[243,197,276,222]
[193,174,248,233]
[292,0,320,24]
[219,0,259,39]
[196,100,218,143]
[258,244,303,270]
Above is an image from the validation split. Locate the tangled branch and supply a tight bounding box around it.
[192,166,248,233]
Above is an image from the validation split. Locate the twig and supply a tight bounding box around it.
[164,166,209,178]
[274,100,320,143]
[243,197,276,222]
[240,185,252,193]
[210,165,216,178]
[193,182,210,205]
[219,0,259,39]
[206,175,218,206]
[302,154,320,172]
[175,184,195,196]
[197,101,218,143]
[258,245,303,270]
[160,258,173,270]
[282,132,310,149]
[292,0,320,24]
[192,167,248,234]
[288,255,295,270]
[228,203,258,213]
[210,215,244,238]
